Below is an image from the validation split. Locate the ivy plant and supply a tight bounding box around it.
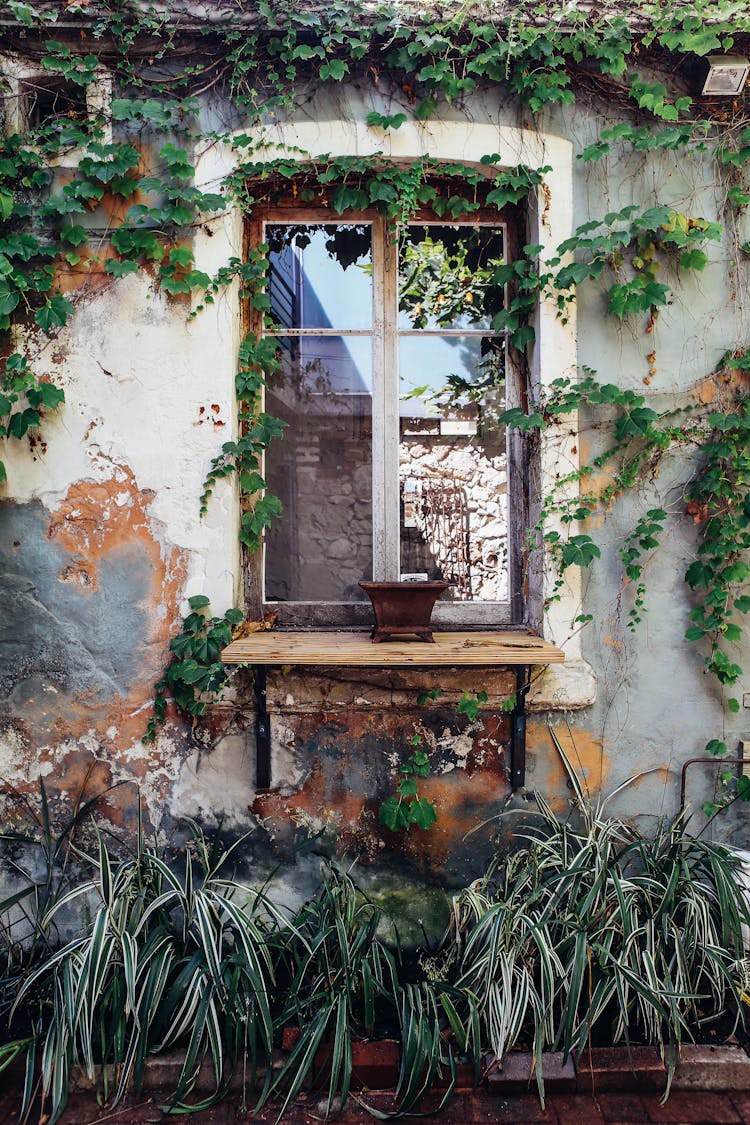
[3,0,750,776]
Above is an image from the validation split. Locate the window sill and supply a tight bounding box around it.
[220,629,564,667]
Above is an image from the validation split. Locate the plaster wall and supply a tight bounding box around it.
[2,72,750,915]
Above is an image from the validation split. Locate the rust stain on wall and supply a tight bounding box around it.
[252,706,512,880]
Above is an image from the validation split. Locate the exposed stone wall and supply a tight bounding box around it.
[265,397,373,603]
[400,428,508,601]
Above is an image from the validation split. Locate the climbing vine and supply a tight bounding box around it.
[3,0,750,777]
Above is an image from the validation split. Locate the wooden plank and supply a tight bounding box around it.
[221,630,565,667]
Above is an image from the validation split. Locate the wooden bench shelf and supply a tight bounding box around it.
[221,630,565,667]
[221,630,563,792]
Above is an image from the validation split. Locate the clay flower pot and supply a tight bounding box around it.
[359,581,450,642]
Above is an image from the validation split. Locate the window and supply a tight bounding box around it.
[1,57,111,143]
[249,194,528,627]
[19,75,89,128]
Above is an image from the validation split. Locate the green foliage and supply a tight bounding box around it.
[10,820,278,1124]
[260,865,402,1119]
[366,110,407,130]
[143,596,243,742]
[621,508,668,628]
[379,733,437,833]
[448,782,749,1101]
[629,76,692,121]
[499,354,750,731]
[0,353,65,482]
[2,1,750,749]
[546,206,721,322]
[457,690,489,721]
[683,374,750,688]
[199,318,286,553]
[3,771,750,1120]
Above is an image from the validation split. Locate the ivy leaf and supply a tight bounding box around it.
[168,245,195,268]
[728,697,741,714]
[414,96,437,120]
[679,248,708,270]
[409,797,437,830]
[0,287,20,318]
[239,470,265,492]
[106,259,140,278]
[378,797,411,832]
[27,382,64,410]
[188,595,211,610]
[457,692,480,720]
[7,2,36,27]
[397,777,419,798]
[366,111,407,130]
[560,535,601,567]
[58,224,88,246]
[320,59,348,81]
[35,295,74,331]
[7,408,41,439]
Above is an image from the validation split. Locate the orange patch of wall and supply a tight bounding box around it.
[46,466,188,740]
[526,719,608,812]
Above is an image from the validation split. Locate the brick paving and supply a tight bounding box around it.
[3,1088,750,1124]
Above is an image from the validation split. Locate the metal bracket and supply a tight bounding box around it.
[253,665,271,790]
[509,665,531,790]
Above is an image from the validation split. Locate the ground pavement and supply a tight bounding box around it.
[2,1089,750,1124]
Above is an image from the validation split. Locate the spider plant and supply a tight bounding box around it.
[0,773,126,1025]
[258,863,400,1120]
[11,817,283,1125]
[447,736,750,1103]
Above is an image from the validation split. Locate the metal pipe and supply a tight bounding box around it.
[679,755,744,814]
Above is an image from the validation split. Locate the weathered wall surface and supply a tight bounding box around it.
[2,67,750,915]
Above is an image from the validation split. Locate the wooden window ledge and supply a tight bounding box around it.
[220,630,565,667]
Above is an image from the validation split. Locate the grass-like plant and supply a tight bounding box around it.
[2,757,749,1121]
[446,735,750,1101]
[258,864,479,1121]
[10,817,282,1124]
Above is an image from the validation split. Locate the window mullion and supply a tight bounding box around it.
[372,217,399,581]
[378,221,400,580]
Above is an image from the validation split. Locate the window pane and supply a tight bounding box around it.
[267,224,373,330]
[265,336,373,603]
[399,336,508,602]
[398,225,505,332]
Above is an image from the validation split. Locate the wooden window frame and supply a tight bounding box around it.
[244,198,530,630]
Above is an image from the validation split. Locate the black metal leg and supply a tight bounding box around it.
[509,665,531,790]
[253,665,271,789]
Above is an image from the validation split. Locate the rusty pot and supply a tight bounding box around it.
[358,581,450,643]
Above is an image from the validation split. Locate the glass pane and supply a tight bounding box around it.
[398,225,505,332]
[267,224,373,330]
[265,337,373,603]
[399,336,508,602]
